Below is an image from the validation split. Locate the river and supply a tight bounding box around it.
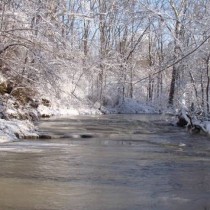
[0,114,210,210]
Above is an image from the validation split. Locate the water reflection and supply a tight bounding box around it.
[0,114,210,210]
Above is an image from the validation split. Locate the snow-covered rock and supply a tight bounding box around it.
[0,119,38,142]
[203,121,210,135]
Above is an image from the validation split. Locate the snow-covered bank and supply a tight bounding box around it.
[100,98,158,114]
[115,98,158,114]
[2,104,210,143]
[6,95,210,143]
[204,122,210,135]
[37,97,158,116]
[0,98,158,143]
[37,104,102,117]
[0,103,102,142]
[0,119,38,143]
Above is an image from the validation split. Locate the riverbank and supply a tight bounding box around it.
[0,106,102,142]
[0,98,159,142]
[3,97,210,143]
[0,119,38,142]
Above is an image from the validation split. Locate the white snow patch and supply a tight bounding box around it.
[38,104,101,117]
[204,121,210,135]
[0,119,38,142]
[114,98,158,114]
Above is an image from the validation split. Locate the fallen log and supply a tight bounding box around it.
[177,108,207,134]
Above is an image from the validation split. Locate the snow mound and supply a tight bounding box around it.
[202,121,210,135]
[0,119,38,142]
[115,98,158,114]
[38,104,101,117]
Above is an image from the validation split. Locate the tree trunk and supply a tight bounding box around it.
[168,0,187,107]
[201,74,205,110]
[148,74,153,101]
[129,67,133,98]
[98,0,106,107]
[168,65,177,105]
[206,57,210,113]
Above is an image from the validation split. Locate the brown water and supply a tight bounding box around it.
[0,114,210,210]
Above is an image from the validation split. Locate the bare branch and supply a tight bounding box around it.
[133,34,210,85]
[0,43,28,55]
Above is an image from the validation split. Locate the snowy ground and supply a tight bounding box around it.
[0,119,38,143]
[112,98,158,114]
[37,104,102,117]
[0,104,101,143]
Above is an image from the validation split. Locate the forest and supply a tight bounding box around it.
[1,1,210,209]
[0,0,210,129]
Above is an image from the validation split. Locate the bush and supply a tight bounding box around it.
[11,87,35,105]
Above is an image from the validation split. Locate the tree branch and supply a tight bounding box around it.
[0,43,28,55]
[133,34,210,85]
[125,25,150,61]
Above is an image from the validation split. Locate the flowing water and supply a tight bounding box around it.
[0,114,210,210]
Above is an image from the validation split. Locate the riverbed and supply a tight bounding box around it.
[0,114,210,210]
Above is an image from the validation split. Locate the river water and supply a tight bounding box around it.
[0,114,210,210]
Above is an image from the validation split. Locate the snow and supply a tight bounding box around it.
[4,93,210,143]
[203,121,210,135]
[0,119,38,143]
[1,98,210,143]
[37,104,102,117]
[38,97,158,116]
[112,98,158,114]
[0,95,102,143]
[0,91,167,143]
[0,96,161,143]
